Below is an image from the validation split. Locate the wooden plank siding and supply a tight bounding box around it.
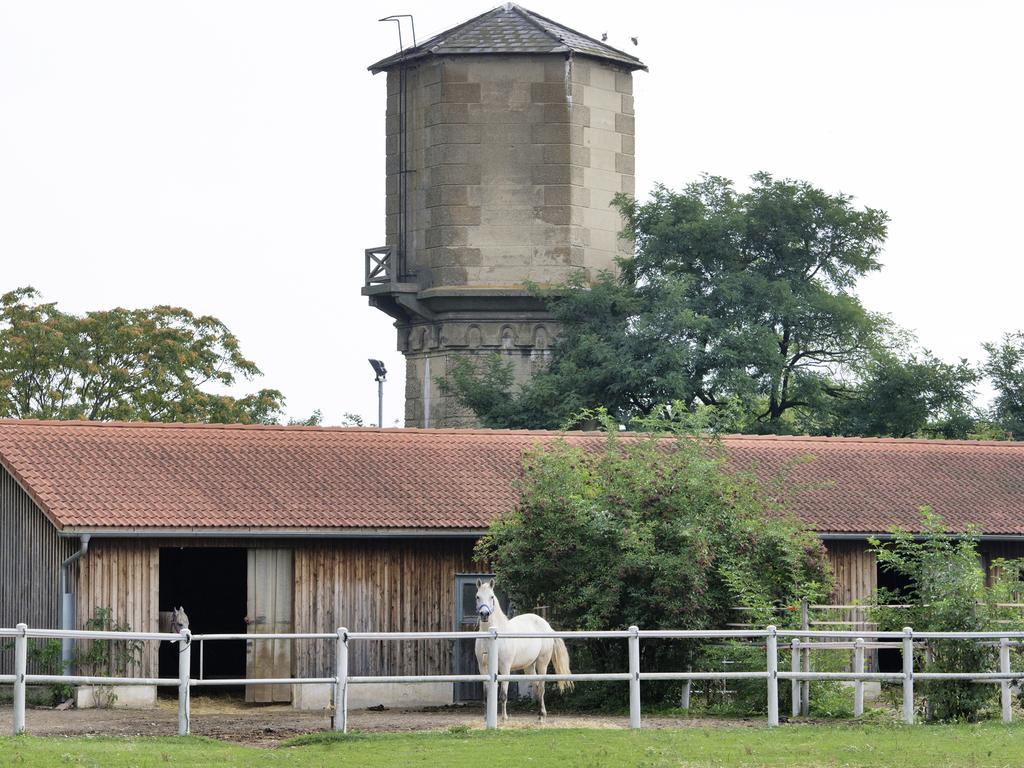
[75,539,160,677]
[823,539,1024,607]
[820,540,878,635]
[0,466,75,674]
[824,541,877,606]
[293,540,476,679]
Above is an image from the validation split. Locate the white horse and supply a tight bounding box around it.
[474,579,573,721]
[170,607,190,634]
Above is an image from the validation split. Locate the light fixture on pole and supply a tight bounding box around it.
[368,359,387,428]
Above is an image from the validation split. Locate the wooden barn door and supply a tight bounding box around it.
[246,549,294,703]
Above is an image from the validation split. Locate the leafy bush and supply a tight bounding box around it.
[0,638,73,705]
[693,640,773,715]
[76,607,145,678]
[870,510,1024,721]
[807,679,855,719]
[30,639,73,704]
[682,636,851,718]
[479,425,832,707]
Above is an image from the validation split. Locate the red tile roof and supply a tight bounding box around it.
[0,419,1022,536]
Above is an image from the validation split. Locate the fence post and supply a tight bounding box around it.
[790,638,800,718]
[766,625,779,726]
[178,628,191,736]
[334,627,349,733]
[13,623,27,735]
[902,627,914,725]
[680,672,691,711]
[800,599,810,716]
[485,629,498,729]
[1000,636,1012,724]
[853,637,865,717]
[628,625,641,729]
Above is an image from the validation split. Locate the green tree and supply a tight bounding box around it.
[443,173,890,431]
[820,347,978,439]
[441,275,649,429]
[478,422,831,704]
[983,331,1024,439]
[0,287,284,423]
[288,410,324,427]
[621,174,889,428]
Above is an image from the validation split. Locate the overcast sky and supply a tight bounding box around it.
[1,1,1021,426]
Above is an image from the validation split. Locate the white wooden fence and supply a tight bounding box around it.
[3,623,1023,736]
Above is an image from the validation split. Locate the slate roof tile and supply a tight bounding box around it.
[369,4,646,73]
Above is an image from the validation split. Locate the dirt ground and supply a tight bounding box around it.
[0,695,760,745]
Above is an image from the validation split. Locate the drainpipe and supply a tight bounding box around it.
[59,534,90,671]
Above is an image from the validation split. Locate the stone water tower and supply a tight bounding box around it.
[364,4,645,428]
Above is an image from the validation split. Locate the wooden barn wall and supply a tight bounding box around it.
[824,539,1024,601]
[293,539,477,679]
[0,466,75,674]
[74,538,288,678]
[38,532,1024,683]
[75,539,160,677]
[74,537,477,679]
[823,540,876,606]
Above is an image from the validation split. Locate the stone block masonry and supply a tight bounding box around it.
[386,55,635,295]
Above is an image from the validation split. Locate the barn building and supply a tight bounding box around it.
[3,419,1024,708]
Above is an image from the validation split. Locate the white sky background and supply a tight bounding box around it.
[1,1,1021,426]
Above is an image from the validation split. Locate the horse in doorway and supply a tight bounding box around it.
[474,579,572,721]
[170,607,190,635]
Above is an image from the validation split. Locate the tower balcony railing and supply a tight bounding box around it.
[364,245,396,288]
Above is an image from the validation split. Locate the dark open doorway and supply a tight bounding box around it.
[159,547,247,685]
[876,564,914,673]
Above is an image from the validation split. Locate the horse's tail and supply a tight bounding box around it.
[552,637,573,693]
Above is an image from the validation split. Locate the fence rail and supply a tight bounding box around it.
[3,622,1023,736]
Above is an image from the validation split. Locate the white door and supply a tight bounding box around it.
[246,548,294,703]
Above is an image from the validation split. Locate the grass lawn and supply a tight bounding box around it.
[2,723,1023,767]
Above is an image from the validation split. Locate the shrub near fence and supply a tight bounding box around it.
[4,622,1024,737]
[870,512,1024,721]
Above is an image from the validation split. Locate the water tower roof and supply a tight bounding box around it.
[368,4,647,73]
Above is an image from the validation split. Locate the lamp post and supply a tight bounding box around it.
[368,359,387,428]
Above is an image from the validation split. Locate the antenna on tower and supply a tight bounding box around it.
[378,14,417,281]
[379,14,417,51]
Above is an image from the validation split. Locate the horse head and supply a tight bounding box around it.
[475,579,498,622]
[170,606,190,634]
